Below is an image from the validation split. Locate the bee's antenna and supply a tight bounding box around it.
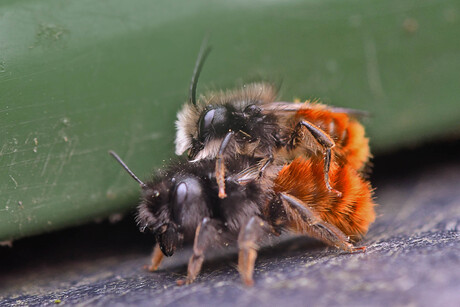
[188,35,212,105]
[109,150,146,188]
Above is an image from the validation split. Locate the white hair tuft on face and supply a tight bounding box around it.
[175,103,200,155]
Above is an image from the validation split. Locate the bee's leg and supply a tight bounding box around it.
[280,193,365,252]
[177,218,222,286]
[257,153,274,179]
[215,131,235,199]
[292,120,341,197]
[146,244,164,271]
[237,216,270,286]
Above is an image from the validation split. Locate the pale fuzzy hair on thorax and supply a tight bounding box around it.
[174,82,278,156]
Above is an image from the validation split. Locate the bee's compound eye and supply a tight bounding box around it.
[199,107,227,135]
[175,182,188,205]
[202,109,215,131]
[173,177,203,210]
[172,177,208,230]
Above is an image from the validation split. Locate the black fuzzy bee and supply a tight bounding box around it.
[109,151,369,286]
[109,151,272,285]
[137,157,268,257]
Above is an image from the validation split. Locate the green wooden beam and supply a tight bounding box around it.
[1,0,459,241]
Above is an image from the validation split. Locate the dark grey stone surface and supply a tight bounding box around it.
[1,143,459,307]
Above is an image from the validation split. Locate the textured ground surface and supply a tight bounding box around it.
[1,142,459,307]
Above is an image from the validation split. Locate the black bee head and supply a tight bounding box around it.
[109,151,210,257]
[188,103,264,160]
[136,173,211,256]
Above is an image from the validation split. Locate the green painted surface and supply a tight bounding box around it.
[1,0,459,241]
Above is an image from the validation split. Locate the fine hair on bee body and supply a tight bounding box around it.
[108,39,376,286]
[175,41,372,199]
[109,151,375,286]
[109,151,273,285]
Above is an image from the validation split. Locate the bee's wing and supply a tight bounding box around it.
[260,102,307,112]
[327,107,370,118]
[261,102,369,118]
[230,163,262,184]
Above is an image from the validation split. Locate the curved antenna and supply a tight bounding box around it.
[188,36,212,105]
[109,150,146,188]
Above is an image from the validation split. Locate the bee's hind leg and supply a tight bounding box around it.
[280,193,365,252]
[289,120,342,197]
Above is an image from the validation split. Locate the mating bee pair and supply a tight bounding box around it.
[110,42,376,286]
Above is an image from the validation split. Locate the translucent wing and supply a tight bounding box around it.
[261,102,369,118]
[229,160,268,184]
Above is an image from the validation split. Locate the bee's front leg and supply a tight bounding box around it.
[177,218,222,286]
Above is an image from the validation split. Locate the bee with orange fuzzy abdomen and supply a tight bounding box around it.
[109,148,376,286]
[109,39,376,286]
[175,42,371,199]
[237,155,376,285]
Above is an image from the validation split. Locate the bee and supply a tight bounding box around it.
[175,43,371,199]
[109,150,375,286]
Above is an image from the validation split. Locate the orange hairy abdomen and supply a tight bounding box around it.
[295,106,370,172]
[274,157,376,239]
